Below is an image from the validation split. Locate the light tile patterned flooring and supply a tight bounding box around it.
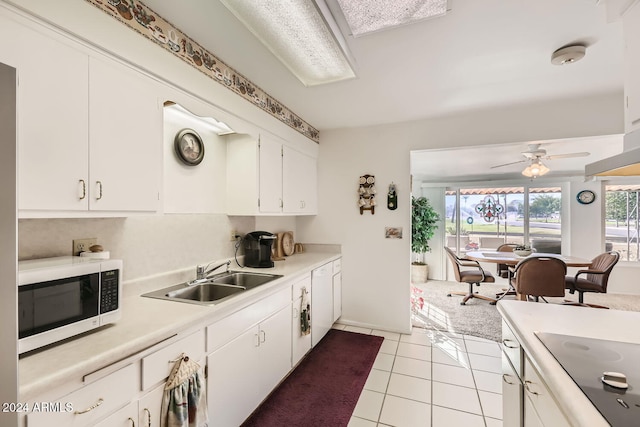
[332,324,503,427]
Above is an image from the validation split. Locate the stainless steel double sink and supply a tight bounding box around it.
[142,271,282,305]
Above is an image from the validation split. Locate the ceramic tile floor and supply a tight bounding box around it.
[332,324,503,427]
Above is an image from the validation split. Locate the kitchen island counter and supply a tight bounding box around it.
[498,300,640,426]
[19,249,340,401]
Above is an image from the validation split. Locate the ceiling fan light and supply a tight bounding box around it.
[522,159,549,178]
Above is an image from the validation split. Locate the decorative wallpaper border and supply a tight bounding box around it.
[86,0,320,143]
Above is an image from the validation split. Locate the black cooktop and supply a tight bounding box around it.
[535,332,640,426]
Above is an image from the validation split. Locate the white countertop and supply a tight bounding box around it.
[497,300,640,427]
[18,251,340,401]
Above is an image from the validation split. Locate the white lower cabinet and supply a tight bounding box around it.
[207,304,291,427]
[332,258,342,322]
[523,356,570,427]
[292,274,312,366]
[501,319,571,427]
[94,401,138,427]
[94,382,164,427]
[27,363,138,427]
[311,263,334,347]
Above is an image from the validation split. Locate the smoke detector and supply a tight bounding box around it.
[551,45,586,65]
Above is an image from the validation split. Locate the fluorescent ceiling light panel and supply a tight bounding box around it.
[337,0,449,36]
[220,0,356,86]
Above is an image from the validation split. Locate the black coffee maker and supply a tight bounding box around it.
[243,231,276,268]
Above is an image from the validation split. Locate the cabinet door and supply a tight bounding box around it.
[523,357,570,427]
[282,146,317,214]
[208,327,261,427]
[258,136,282,213]
[27,363,137,427]
[94,401,138,427]
[259,305,292,394]
[312,263,334,347]
[502,351,523,427]
[138,383,164,427]
[89,56,161,212]
[332,272,342,322]
[625,3,640,132]
[9,21,90,212]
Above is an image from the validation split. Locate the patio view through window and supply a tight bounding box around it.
[445,187,562,253]
[605,185,639,261]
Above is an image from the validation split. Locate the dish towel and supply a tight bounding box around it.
[300,286,311,336]
[160,354,208,427]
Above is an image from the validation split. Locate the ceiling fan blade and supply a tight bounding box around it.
[546,152,590,160]
[490,159,526,169]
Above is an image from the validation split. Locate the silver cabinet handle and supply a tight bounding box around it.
[128,417,136,427]
[260,329,266,343]
[96,181,103,200]
[143,408,151,427]
[74,398,103,414]
[293,307,298,319]
[502,374,515,385]
[255,333,260,347]
[524,380,539,395]
[78,179,86,200]
[502,339,519,349]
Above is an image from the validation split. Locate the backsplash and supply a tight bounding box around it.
[19,214,254,282]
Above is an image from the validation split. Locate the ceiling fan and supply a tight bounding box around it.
[491,143,590,169]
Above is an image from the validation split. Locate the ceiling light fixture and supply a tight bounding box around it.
[219,0,356,86]
[551,45,586,65]
[337,0,449,37]
[164,103,235,135]
[522,158,550,179]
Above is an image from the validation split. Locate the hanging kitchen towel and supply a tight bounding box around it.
[160,354,208,427]
[300,286,311,336]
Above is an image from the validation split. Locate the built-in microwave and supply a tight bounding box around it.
[18,256,123,354]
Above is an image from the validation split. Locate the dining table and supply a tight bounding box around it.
[464,250,592,302]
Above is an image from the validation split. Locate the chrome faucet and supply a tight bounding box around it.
[196,260,231,280]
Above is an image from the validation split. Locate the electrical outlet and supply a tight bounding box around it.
[73,238,97,256]
[230,230,238,241]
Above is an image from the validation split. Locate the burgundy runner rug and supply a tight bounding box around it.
[241,329,384,427]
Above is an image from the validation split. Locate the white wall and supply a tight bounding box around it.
[163,105,228,214]
[298,93,624,333]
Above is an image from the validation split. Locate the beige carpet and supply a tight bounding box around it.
[411,280,640,342]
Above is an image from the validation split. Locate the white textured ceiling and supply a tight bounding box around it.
[142,0,623,132]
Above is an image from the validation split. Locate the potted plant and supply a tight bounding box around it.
[411,196,440,283]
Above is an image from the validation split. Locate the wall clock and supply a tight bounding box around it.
[576,190,596,205]
[174,129,204,166]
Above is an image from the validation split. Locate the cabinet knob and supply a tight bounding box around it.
[502,374,515,385]
[524,380,539,395]
[74,397,104,414]
[143,408,151,427]
[78,179,87,200]
[502,339,519,349]
[95,181,103,200]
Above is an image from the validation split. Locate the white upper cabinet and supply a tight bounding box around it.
[8,12,162,216]
[226,134,317,215]
[6,19,90,212]
[258,136,283,213]
[88,56,162,212]
[282,145,317,214]
[624,2,640,132]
